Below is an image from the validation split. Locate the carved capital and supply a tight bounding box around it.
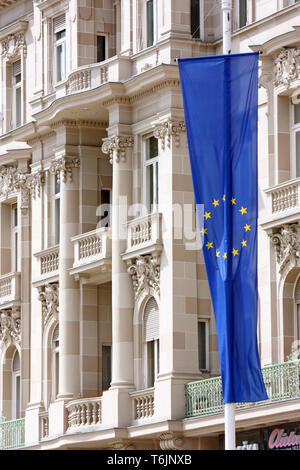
[159,432,185,451]
[38,283,59,326]
[269,223,300,273]
[153,119,186,150]
[101,135,134,164]
[127,254,160,299]
[1,33,26,60]
[0,307,21,347]
[49,156,80,183]
[274,47,300,88]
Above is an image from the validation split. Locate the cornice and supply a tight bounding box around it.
[0,20,28,40]
[250,26,300,57]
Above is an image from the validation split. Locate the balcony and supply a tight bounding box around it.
[0,272,21,308]
[261,178,300,230]
[130,388,155,422]
[34,246,59,284]
[185,360,300,418]
[122,213,163,260]
[69,227,112,284]
[66,397,102,432]
[0,417,25,450]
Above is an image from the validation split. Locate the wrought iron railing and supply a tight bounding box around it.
[0,418,25,450]
[185,360,300,418]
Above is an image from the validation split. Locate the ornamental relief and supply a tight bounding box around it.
[274,47,300,88]
[127,254,160,299]
[269,223,300,273]
[101,135,134,164]
[38,283,59,326]
[0,307,21,347]
[49,156,80,183]
[153,119,186,150]
[1,33,26,60]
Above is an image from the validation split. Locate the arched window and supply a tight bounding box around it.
[294,277,300,341]
[12,350,20,419]
[143,297,159,388]
[51,325,59,401]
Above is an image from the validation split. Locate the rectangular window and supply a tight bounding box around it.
[293,103,300,178]
[12,60,21,128]
[102,345,112,391]
[11,204,18,272]
[239,0,247,28]
[144,136,159,213]
[146,339,159,388]
[97,35,106,63]
[146,0,154,47]
[54,177,60,245]
[191,0,200,38]
[54,15,66,83]
[198,320,208,370]
[100,189,111,228]
[15,375,20,419]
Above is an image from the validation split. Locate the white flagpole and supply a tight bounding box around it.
[222,0,236,451]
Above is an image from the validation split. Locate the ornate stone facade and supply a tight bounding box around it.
[159,432,185,450]
[1,32,26,60]
[153,119,186,150]
[38,283,59,326]
[127,254,160,299]
[270,223,300,272]
[49,156,80,184]
[0,307,21,346]
[274,47,300,88]
[101,135,134,164]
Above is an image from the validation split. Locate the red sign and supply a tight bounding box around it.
[268,429,300,449]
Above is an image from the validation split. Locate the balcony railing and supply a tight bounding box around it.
[0,272,21,307]
[72,227,112,266]
[185,360,300,418]
[66,397,102,431]
[0,418,25,450]
[265,178,300,215]
[34,246,59,279]
[125,213,162,255]
[130,388,155,421]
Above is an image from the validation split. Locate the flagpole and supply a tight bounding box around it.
[222,0,236,451]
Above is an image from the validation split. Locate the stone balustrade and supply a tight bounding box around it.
[126,213,162,255]
[35,246,59,277]
[66,397,102,430]
[130,388,155,420]
[72,227,111,266]
[0,272,21,306]
[265,178,300,214]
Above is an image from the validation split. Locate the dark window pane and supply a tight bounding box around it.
[198,321,206,370]
[239,0,247,28]
[191,0,200,38]
[147,340,155,387]
[97,35,106,62]
[102,345,112,391]
[145,136,158,160]
[147,0,154,47]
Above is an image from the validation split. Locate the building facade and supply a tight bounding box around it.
[0,0,299,450]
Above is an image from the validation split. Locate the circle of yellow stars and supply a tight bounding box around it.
[201,195,251,260]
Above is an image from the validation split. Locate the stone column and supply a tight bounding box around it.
[101,133,135,426]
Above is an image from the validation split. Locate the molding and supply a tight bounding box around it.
[153,119,186,150]
[49,156,80,183]
[159,432,185,450]
[127,254,160,299]
[1,31,27,61]
[101,135,134,164]
[269,223,300,273]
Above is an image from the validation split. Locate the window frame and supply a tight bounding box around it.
[53,175,61,246]
[51,326,59,402]
[53,17,66,84]
[12,62,22,128]
[291,97,300,179]
[11,350,21,420]
[96,34,108,63]
[197,318,209,371]
[11,203,19,272]
[143,135,159,214]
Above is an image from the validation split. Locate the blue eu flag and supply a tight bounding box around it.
[179,52,268,403]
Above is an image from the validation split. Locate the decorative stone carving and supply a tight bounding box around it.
[0,307,21,346]
[107,440,136,450]
[159,432,185,450]
[153,119,186,150]
[0,166,45,214]
[101,135,134,164]
[38,283,59,325]
[274,47,300,88]
[127,254,160,299]
[269,223,300,272]
[49,156,80,183]
[1,33,26,60]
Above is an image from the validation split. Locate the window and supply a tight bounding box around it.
[12,60,21,128]
[11,203,18,272]
[144,136,159,214]
[146,0,154,47]
[191,0,200,38]
[51,325,59,401]
[100,189,111,228]
[97,35,106,63]
[292,100,300,178]
[239,0,247,28]
[54,176,60,245]
[198,319,209,370]
[54,15,66,83]
[102,345,112,391]
[12,350,21,419]
[143,298,159,388]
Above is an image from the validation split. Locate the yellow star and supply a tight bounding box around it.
[232,248,239,257]
[206,241,213,250]
[200,228,207,235]
[223,252,227,259]
[241,240,247,247]
[244,224,251,232]
[212,199,219,208]
[231,198,236,205]
[222,195,226,202]
[239,206,247,215]
[216,251,220,258]
[204,212,211,220]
